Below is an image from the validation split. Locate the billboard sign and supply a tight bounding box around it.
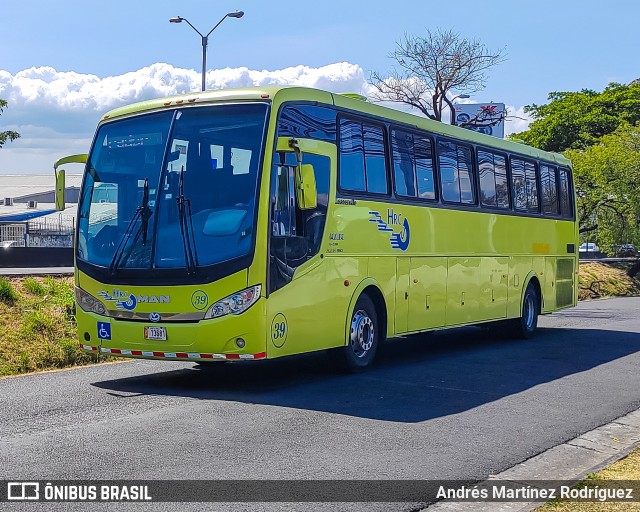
[453,103,505,138]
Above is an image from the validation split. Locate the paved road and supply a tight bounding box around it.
[2,298,640,511]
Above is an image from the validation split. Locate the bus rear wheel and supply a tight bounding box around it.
[509,282,539,339]
[342,294,379,372]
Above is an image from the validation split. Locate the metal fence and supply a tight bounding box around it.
[27,215,75,235]
[0,215,76,248]
[0,223,27,247]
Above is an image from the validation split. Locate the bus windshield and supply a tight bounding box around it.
[76,103,268,273]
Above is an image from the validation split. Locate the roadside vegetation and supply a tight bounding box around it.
[0,276,104,377]
[578,262,640,300]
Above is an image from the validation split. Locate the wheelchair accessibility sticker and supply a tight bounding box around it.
[369,209,410,251]
[97,322,111,340]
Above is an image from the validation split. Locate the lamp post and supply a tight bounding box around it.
[447,93,470,125]
[170,11,244,92]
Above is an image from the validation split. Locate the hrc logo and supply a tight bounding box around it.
[369,209,410,251]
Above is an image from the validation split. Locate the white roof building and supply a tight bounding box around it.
[0,174,82,223]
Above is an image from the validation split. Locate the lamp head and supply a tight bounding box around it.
[169,16,183,23]
[227,11,244,18]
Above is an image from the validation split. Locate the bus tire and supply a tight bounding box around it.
[342,294,380,372]
[509,282,539,339]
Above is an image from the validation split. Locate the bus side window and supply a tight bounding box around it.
[415,135,435,200]
[478,150,497,207]
[511,158,527,211]
[392,129,417,197]
[392,129,436,201]
[478,150,509,209]
[558,168,573,218]
[540,164,559,215]
[339,118,388,195]
[438,141,460,203]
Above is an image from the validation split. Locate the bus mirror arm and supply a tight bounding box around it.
[288,138,302,164]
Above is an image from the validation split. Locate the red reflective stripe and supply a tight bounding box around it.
[87,347,265,360]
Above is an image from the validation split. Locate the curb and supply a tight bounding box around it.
[425,408,640,511]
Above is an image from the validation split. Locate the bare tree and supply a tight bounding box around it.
[370,29,506,123]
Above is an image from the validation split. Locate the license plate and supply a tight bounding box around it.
[144,326,167,341]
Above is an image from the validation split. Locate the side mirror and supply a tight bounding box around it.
[53,153,88,211]
[295,164,317,210]
[55,169,66,211]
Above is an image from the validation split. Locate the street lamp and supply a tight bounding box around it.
[447,93,470,125]
[170,11,244,92]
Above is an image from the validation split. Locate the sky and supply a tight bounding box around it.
[1,0,638,174]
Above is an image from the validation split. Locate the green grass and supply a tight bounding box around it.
[0,278,18,305]
[23,277,46,296]
[0,276,109,376]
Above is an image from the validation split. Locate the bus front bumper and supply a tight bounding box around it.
[76,304,266,362]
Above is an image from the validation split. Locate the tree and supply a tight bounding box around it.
[370,29,506,123]
[0,99,20,148]
[565,124,640,251]
[510,83,640,152]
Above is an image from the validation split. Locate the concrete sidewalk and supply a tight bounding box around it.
[0,267,73,275]
[426,408,640,511]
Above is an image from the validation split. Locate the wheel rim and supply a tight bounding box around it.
[523,293,535,330]
[350,309,375,358]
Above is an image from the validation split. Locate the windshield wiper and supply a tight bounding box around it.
[176,167,199,274]
[109,178,152,274]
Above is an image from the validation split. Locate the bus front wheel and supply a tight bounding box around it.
[342,294,380,372]
[509,282,539,339]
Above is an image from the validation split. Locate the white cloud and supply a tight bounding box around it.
[0,62,373,173]
[504,105,532,136]
[0,62,531,173]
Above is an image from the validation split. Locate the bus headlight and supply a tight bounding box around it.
[75,287,107,315]
[204,285,261,319]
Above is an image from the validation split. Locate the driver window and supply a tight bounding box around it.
[269,151,330,293]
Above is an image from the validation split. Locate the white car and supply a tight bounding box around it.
[578,242,600,253]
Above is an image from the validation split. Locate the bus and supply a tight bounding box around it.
[54,86,578,372]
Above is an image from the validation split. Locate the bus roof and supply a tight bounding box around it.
[101,85,570,167]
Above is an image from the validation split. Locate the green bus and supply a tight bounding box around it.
[55,86,578,371]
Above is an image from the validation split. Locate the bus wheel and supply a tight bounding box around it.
[343,294,379,372]
[510,282,539,339]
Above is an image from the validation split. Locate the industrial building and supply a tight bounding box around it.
[0,174,82,247]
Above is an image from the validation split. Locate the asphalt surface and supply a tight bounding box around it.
[2,297,640,511]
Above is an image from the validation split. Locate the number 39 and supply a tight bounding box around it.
[273,322,286,339]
